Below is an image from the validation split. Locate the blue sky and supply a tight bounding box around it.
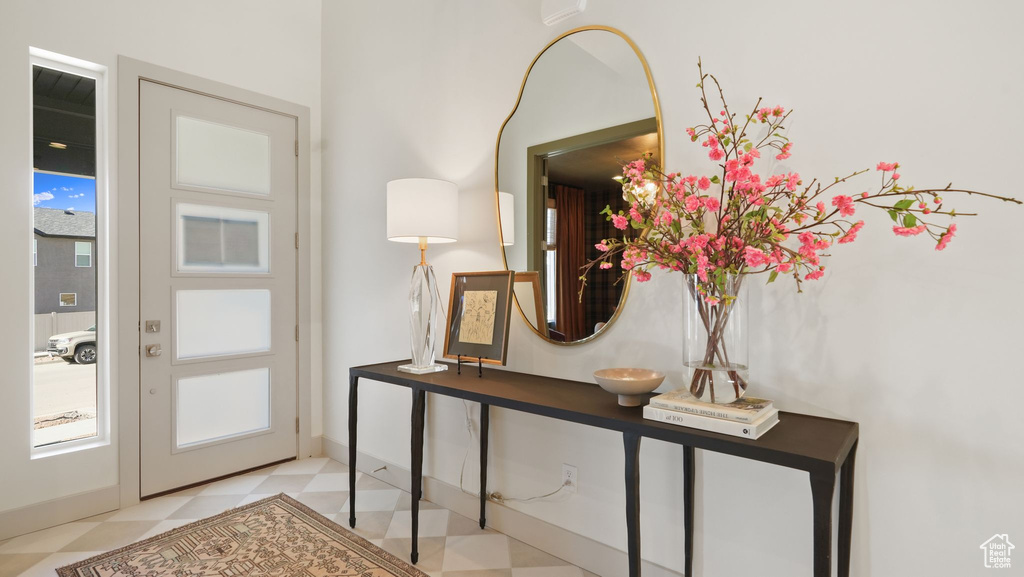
[32,172,96,212]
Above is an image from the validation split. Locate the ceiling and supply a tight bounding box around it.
[546,132,658,193]
[33,66,96,177]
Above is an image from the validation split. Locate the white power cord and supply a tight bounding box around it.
[458,400,573,505]
[489,482,571,505]
[458,400,476,495]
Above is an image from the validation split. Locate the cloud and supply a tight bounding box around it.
[66,207,75,211]
[68,193,84,199]
[61,187,72,192]
[33,192,54,206]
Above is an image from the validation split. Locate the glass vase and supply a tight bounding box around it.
[682,273,749,404]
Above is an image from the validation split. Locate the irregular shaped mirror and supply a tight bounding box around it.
[495,26,662,344]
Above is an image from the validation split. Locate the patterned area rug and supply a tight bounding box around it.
[56,493,426,577]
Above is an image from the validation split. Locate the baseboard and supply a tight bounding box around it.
[322,436,682,577]
[323,435,413,493]
[0,485,120,541]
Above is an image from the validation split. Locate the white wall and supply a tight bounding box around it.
[0,0,323,514]
[322,1,1023,575]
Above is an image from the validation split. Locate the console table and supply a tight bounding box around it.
[348,361,858,577]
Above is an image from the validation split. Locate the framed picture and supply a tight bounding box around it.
[443,271,515,366]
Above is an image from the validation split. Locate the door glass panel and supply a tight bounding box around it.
[175,115,271,195]
[176,289,271,359]
[176,203,269,273]
[176,368,270,447]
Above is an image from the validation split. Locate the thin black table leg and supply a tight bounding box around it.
[623,430,642,577]
[810,469,836,577]
[479,403,490,529]
[683,445,695,577]
[348,375,358,528]
[838,442,857,577]
[410,388,426,564]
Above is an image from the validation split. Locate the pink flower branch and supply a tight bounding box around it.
[579,61,1020,304]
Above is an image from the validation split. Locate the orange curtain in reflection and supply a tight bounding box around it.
[554,184,586,341]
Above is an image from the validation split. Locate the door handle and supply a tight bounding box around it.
[146,344,162,357]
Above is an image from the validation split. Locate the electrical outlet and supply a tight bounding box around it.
[562,463,578,493]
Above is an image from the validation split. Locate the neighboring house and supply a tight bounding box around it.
[33,207,96,315]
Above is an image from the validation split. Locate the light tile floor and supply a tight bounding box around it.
[0,458,598,577]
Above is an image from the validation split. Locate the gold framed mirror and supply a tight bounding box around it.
[494,26,663,345]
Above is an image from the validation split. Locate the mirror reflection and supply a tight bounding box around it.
[496,27,661,343]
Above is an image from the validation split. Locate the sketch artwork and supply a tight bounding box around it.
[459,290,498,345]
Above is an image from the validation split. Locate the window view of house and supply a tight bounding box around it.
[32,64,98,447]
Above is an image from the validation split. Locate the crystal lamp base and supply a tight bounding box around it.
[397,363,449,374]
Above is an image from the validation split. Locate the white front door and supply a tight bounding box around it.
[138,80,298,497]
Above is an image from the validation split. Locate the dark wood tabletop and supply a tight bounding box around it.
[351,361,858,476]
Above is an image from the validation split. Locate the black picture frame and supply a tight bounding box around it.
[443,271,515,366]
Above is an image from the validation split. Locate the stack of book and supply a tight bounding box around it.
[643,389,779,440]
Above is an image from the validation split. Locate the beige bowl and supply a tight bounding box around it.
[593,368,666,407]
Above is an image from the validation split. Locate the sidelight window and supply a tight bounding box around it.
[31,50,107,452]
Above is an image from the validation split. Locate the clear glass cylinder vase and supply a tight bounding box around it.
[682,273,749,404]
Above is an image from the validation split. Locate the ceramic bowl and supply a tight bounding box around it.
[593,368,666,407]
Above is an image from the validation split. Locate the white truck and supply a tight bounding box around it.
[47,325,97,364]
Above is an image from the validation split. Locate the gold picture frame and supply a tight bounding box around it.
[443,271,515,366]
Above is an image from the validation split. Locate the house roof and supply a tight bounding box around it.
[33,207,96,239]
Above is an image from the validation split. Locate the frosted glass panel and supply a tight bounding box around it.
[176,289,271,359]
[176,203,269,273]
[176,115,271,195]
[176,368,270,447]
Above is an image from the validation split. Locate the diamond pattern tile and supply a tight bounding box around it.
[58,521,160,552]
[0,458,594,576]
[441,534,511,572]
[251,473,315,494]
[0,522,99,554]
[293,490,349,515]
[164,494,244,520]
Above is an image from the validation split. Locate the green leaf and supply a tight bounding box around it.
[744,142,753,152]
[722,138,731,148]
[710,175,720,184]
[888,210,898,222]
[903,214,918,228]
[894,199,914,211]
[768,271,779,283]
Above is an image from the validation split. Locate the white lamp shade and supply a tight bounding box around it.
[498,191,515,246]
[387,178,459,243]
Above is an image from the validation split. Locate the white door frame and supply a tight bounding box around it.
[117,56,313,506]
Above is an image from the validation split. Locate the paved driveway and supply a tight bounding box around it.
[33,360,96,419]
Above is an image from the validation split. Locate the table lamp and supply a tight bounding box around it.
[387,178,459,374]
